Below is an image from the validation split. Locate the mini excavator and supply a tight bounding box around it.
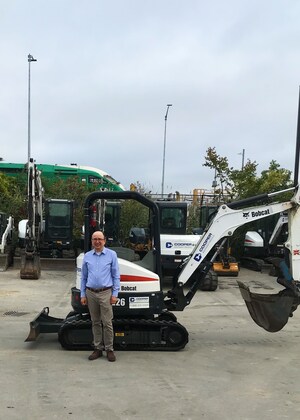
[26,92,300,351]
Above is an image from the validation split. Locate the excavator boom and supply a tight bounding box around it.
[20,159,43,279]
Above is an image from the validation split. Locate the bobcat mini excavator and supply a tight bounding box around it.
[26,97,300,351]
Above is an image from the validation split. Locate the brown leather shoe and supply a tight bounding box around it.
[107,350,116,362]
[88,349,103,360]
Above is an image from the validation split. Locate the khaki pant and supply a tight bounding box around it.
[86,288,114,351]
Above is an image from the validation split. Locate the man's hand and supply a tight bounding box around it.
[110,296,118,305]
[81,297,87,306]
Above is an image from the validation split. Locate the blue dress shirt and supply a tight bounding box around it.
[80,247,120,298]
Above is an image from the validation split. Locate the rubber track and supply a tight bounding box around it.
[58,317,189,351]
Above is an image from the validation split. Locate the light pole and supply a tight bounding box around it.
[161,104,172,197]
[238,148,245,170]
[28,54,37,163]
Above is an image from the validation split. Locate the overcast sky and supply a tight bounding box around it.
[1,0,300,194]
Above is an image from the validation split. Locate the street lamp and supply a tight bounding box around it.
[28,54,37,162]
[161,104,172,197]
[238,148,245,170]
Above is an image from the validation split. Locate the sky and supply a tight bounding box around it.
[1,0,300,195]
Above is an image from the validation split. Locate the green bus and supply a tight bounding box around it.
[0,162,125,191]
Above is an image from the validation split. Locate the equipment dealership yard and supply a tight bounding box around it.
[1,267,300,420]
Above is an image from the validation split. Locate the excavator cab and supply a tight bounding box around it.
[42,199,74,257]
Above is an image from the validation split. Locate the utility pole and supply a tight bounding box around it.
[239,148,245,170]
[28,54,37,162]
[161,104,172,197]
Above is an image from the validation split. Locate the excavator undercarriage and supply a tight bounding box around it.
[25,307,189,351]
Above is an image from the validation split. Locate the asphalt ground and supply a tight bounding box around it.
[1,266,300,420]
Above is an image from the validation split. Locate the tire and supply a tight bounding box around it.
[199,269,218,291]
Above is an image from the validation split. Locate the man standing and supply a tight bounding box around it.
[80,231,120,362]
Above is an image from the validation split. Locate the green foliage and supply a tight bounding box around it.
[203,148,293,201]
[119,200,149,243]
[0,173,27,220]
[202,148,294,259]
[229,161,258,198]
[203,147,233,199]
[187,203,201,233]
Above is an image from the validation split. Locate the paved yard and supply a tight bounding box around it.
[0,267,300,420]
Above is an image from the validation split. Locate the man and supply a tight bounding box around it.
[80,230,120,362]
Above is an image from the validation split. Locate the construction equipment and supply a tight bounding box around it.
[41,198,74,258]
[153,200,218,290]
[18,160,75,278]
[242,212,288,272]
[26,182,300,350]
[212,239,239,277]
[20,159,43,279]
[157,201,198,274]
[0,212,14,271]
[87,198,217,289]
[198,203,240,277]
[25,93,300,351]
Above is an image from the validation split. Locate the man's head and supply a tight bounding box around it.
[91,231,106,252]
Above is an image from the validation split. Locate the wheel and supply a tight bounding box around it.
[199,269,218,291]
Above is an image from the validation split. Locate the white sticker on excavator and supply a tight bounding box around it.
[193,232,214,262]
[129,296,150,309]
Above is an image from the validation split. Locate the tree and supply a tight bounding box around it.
[0,173,27,220]
[203,147,234,200]
[203,147,293,201]
[202,148,294,259]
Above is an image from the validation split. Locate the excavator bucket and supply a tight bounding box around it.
[237,280,298,332]
[20,251,41,280]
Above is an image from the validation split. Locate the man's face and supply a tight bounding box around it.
[92,232,106,252]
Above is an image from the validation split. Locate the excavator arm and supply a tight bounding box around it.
[165,187,300,332]
[20,159,43,279]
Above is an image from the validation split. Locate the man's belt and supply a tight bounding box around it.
[86,286,112,293]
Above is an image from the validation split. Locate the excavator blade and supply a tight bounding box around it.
[25,307,64,342]
[20,252,41,279]
[237,280,298,332]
